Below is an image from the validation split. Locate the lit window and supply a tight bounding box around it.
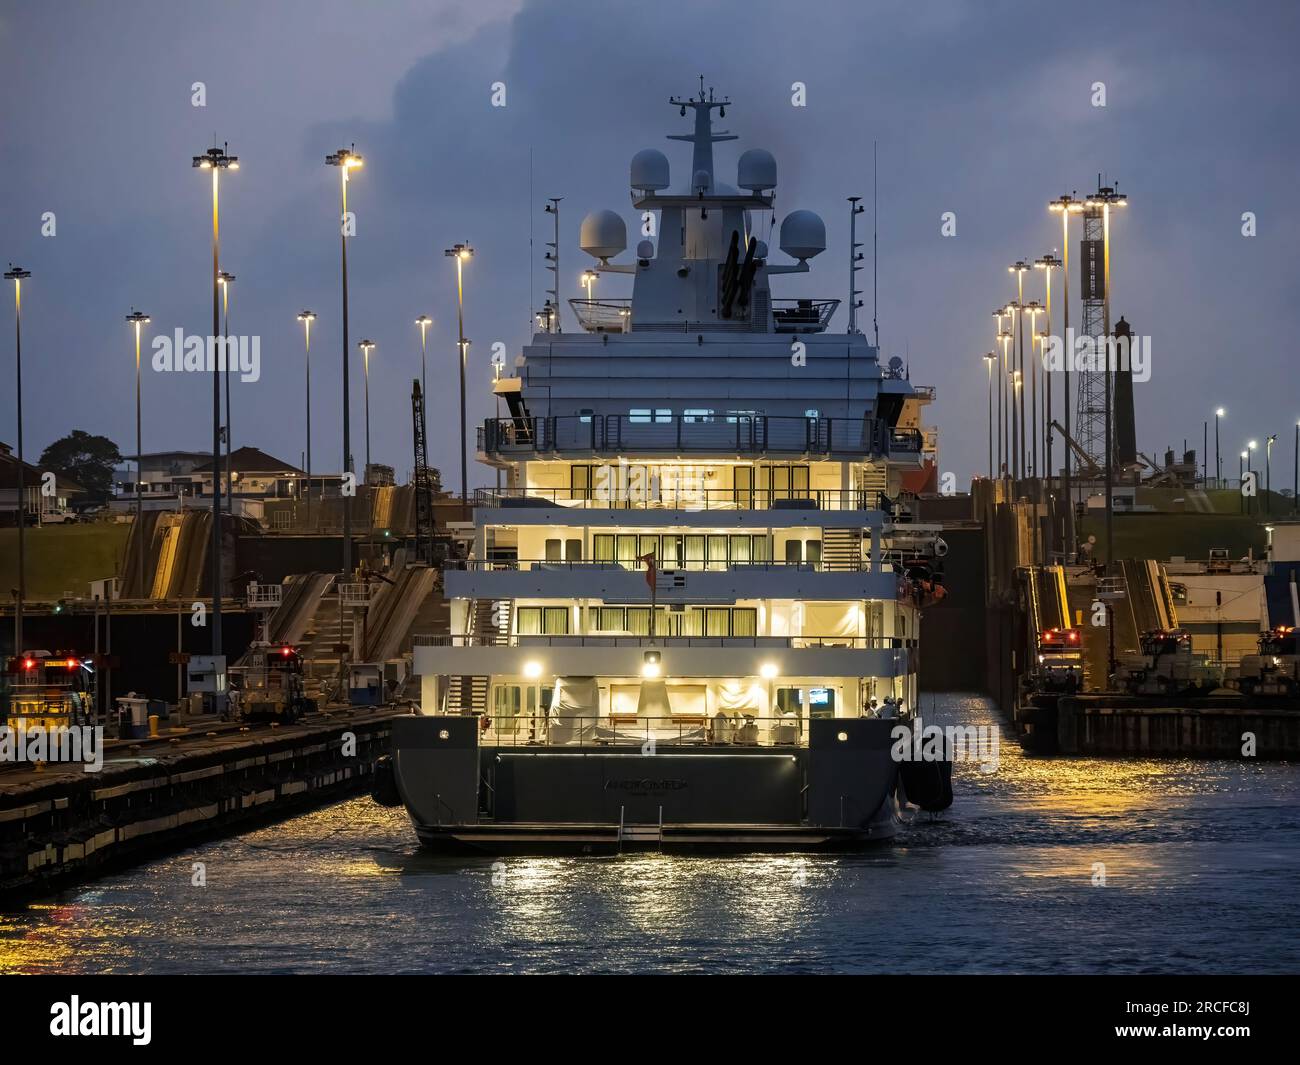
[629,409,652,424]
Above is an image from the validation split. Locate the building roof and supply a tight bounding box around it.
[190,446,304,475]
[0,442,86,493]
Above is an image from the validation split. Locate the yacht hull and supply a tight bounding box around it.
[389,714,903,854]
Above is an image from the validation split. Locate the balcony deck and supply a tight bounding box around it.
[479,414,922,460]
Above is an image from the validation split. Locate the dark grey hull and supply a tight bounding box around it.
[389,715,904,855]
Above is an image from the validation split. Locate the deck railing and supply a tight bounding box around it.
[473,486,893,512]
[479,414,922,459]
[471,713,809,748]
[413,633,918,650]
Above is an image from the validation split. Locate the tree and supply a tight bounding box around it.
[39,430,123,502]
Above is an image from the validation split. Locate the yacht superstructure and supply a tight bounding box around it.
[387,83,946,852]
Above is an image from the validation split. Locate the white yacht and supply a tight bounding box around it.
[383,83,947,852]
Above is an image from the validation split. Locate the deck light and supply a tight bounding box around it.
[523,660,543,679]
[642,649,662,678]
[759,662,778,680]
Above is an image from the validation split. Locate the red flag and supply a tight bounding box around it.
[638,551,657,590]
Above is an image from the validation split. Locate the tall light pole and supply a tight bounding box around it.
[218,270,235,515]
[1266,434,1277,513]
[996,310,1013,477]
[1008,261,1030,479]
[992,309,1009,475]
[297,311,316,515]
[326,145,363,578]
[1294,420,1299,516]
[5,265,30,651]
[1049,194,1084,554]
[359,339,375,475]
[1005,297,1023,479]
[127,310,150,590]
[1035,254,1060,479]
[1023,300,1043,477]
[192,144,238,658]
[983,352,996,479]
[1215,408,1225,488]
[415,315,432,403]
[444,242,473,507]
[581,269,598,303]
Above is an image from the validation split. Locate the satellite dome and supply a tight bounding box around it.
[636,239,655,259]
[579,210,627,261]
[692,169,711,193]
[737,148,777,191]
[779,210,826,260]
[753,239,769,259]
[630,148,670,192]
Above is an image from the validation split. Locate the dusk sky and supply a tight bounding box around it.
[2,0,1297,488]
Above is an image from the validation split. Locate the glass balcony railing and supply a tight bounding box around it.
[413,633,918,650]
[471,486,904,513]
[479,414,922,458]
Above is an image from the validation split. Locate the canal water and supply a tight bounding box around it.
[3,694,1298,974]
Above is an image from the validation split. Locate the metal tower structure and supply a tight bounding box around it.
[1075,182,1115,472]
[411,379,435,564]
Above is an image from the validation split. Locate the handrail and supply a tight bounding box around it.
[478,414,922,458]
[471,713,810,748]
[472,486,889,512]
[444,558,876,573]
[413,633,918,650]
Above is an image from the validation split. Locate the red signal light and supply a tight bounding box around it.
[281,646,292,657]
[22,658,35,670]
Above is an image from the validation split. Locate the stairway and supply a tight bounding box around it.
[449,674,488,714]
[857,463,888,509]
[471,598,509,645]
[821,528,863,571]
[300,588,349,693]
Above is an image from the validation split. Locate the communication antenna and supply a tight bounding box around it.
[848,197,865,333]
[528,146,534,331]
[872,140,880,349]
[545,196,562,332]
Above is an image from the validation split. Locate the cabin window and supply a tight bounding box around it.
[655,409,673,423]
[629,409,652,424]
[565,539,582,561]
[543,607,570,634]
[494,685,523,717]
[732,608,757,637]
[515,607,571,635]
[594,534,615,563]
[682,409,715,423]
[544,538,562,562]
[733,465,754,507]
[571,465,594,501]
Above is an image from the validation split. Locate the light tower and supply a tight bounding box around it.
[1008,261,1030,479]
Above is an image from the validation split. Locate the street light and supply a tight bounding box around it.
[1022,300,1044,477]
[217,270,235,515]
[297,311,316,515]
[581,269,598,302]
[1004,296,1024,480]
[996,310,1014,477]
[192,143,237,657]
[126,309,150,588]
[983,352,996,479]
[326,145,363,579]
[1049,194,1084,554]
[1008,261,1030,479]
[1035,254,1061,479]
[4,265,30,651]
[1266,433,1277,513]
[444,242,474,508]
[359,340,376,475]
[415,315,432,402]
[1215,408,1225,488]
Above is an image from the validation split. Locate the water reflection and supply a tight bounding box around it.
[1,694,1296,974]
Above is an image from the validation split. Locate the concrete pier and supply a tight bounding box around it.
[1052,695,1300,757]
[0,709,396,899]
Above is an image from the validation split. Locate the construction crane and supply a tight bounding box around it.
[411,379,435,565]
